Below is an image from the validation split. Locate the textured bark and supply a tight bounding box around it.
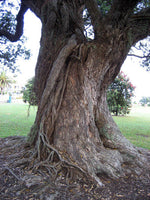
[23,0,150,185]
[28,32,146,185]
[1,0,150,185]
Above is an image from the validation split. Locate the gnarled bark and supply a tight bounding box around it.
[1,0,150,186]
[24,1,150,186]
[27,31,148,185]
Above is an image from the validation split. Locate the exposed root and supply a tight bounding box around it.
[4,166,23,182]
[32,132,87,184]
[1,136,150,200]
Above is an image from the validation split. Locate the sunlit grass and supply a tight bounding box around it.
[0,103,37,137]
[0,103,150,150]
[113,105,150,149]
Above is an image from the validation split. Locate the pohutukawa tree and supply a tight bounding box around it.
[107,72,135,116]
[1,0,150,185]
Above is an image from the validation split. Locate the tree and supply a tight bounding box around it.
[0,1,30,73]
[140,96,150,106]
[107,72,135,116]
[22,77,37,106]
[0,71,12,94]
[0,36,30,73]
[0,0,150,186]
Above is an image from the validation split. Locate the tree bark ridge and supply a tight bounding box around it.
[9,0,149,186]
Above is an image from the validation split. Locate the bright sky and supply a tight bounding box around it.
[16,10,150,102]
[122,57,150,102]
[16,10,41,84]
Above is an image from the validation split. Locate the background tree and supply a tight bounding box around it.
[22,77,37,106]
[0,0,150,186]
[128,36,150,71]
[0,1,30,73]
[0,71,12,94]
[140,96,150,106]
[107,72,135,116]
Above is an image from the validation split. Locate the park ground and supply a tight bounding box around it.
[0,103,150,199]
[0,103,150,150]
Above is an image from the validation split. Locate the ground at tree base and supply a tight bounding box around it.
[0,136,150,200]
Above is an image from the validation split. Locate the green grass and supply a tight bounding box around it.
[0,104,150,150]
[113,105,150,150]
[0,103,37,137]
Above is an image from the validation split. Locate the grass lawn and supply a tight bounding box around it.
[113,105,150,150]
[0,103,150,150]
[0,103,37,138]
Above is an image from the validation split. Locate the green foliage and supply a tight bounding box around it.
[97,0,112,15]
[84,0,150,70]
[129,0,150,71]
[139,96,150,106]
[135,0,150,12]
[107,72,135,116]
[0,71,12,94]
[0,37,30,73]
[130,37,150,71]
[22,77,38,106]
[0,1,30,73]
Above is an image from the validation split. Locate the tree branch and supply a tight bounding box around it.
[0,2,28,42]
[107,0,139,27]
[22,0,42,19]
[130,6,150,21]
[85,0,102,37]
[128,8,150,45]
[128,54,150,59]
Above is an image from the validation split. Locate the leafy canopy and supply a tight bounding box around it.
[0,0,30,73]
[0,71,12,94]
[107,72,135,116]
[139,96,150,106]
[22,77,38,106]
[0,0,150,72]
[83,0,150,70]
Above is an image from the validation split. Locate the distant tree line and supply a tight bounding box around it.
[140,97,150,106]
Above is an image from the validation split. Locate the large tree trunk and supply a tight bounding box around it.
[27,33,146,185]
[24,0,149,185]
[0,0,149,188]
